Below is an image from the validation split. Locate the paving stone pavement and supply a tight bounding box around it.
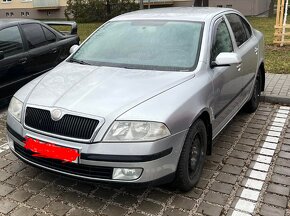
[0,103,290,216]
[262,73,290,105]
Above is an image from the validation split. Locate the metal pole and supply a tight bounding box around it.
[281,0,289,46]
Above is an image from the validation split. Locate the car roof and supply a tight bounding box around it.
[111,7,237,22]
[0,18,41,28]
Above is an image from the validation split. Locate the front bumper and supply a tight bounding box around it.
[6,115,187,184]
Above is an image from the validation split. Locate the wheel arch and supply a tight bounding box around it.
[190,109,213,156]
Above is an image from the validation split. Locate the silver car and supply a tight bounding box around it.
[6,7,265,191]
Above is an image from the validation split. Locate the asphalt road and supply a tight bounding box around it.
[0,103,289,216]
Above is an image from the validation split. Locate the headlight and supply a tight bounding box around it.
[8,97,23,122]
[104,121,171,142]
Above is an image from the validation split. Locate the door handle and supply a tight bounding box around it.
[237,63,242,71]
[50,48,58,54]
[254,47,259,55]
[18,57,27,64]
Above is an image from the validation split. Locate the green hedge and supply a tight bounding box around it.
[65,0,139,22]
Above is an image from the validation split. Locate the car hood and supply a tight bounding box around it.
[26,62,194,118]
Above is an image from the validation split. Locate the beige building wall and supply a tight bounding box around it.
[208,0,271,15]
[173,0,271,16]
[0,0,67,8]
[0,0,67,19]
[1,0,33,9]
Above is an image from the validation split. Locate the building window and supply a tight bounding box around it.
[21,12,25,16]
[226,5,232,8]
[217,5,223,7]
[6,12,9,16]
[47,11,52,16]
[26,12,30,16]
[2,0,12,2]
[10,12,14,16]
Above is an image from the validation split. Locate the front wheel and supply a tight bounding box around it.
[173,119,207,192]
[244,70,261,113]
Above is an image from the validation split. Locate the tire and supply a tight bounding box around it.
[173,119,207,192]
[244,70,261,113]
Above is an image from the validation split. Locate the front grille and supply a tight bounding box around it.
[25,107,99,140]
[14,142,113,179]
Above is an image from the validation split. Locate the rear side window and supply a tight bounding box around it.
[0,26,24,58]
[211,20,233,61]
[21,24,47,49]
[42,26,56,43]
[226,14,249,46]
[241,17,252,39]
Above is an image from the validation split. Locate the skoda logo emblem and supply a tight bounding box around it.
[51,109,62,121]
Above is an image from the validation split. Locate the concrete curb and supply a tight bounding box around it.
[261,94,290,105]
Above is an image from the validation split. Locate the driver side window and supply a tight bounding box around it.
[211,20,233,62]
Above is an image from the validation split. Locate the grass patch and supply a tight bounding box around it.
[77,23,103,41]
[248,16,290,74]
[51,22,103,42]
[55,17,289,73]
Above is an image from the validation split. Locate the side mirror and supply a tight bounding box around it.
[0,51,4,60]
[69,45,79,54]
[211,52,242,68]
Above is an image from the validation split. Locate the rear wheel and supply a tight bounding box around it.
[173,119,207,191]
[244,70,261,113]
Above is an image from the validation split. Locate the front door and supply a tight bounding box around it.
[210,18,244,136]
[0,25,29,102]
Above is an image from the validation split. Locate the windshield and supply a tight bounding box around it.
[70,20,204,71]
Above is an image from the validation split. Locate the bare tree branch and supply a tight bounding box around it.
[139,0,144,9]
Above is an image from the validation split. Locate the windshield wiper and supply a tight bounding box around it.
[69,58,91,65]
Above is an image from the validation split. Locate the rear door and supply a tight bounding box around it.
[42,23,80,63]
[41,25,62,65]
[0,25,29,101]
[225,13,259,93]
[20,23,60,75]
